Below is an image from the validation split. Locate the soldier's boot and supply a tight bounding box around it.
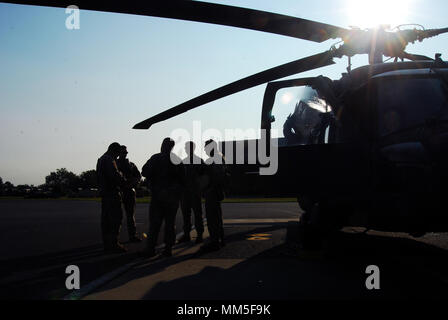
[129,235,142,243]
[178,234,191,243]
[144,247,156,258]
[200,241,220,252]
[195,233,203,244]
[162,246,172,257]
[106,243,127,254]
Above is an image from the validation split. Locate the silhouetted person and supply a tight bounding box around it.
[117,145,142,243]
[96,142,127,253]
[178,141,205,244]
[201,139,226,252]
[142,138,185,257]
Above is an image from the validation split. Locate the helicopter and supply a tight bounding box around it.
[6,1,448,246]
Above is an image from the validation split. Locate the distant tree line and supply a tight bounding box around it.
[1,166,278,199]
[0,169,149,198]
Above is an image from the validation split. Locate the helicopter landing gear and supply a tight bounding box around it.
[298,202,324,250]
[298,201,343,250]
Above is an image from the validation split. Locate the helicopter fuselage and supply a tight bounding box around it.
[224,60,448,236]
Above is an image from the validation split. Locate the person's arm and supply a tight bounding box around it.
[141,157,154,180]
[133,163,142,180]
[130,162,142,188]
[202,165,214,193]
[108,159,126,187]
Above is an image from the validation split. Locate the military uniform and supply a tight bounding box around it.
[180,154,205,241]
[203,156,227,248]
[142,151,185,255]
[117,157,141,241]
[96,153,126,251]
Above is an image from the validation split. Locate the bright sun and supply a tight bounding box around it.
[344,0,415,29]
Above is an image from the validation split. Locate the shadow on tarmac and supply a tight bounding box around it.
[0,243,142,300]
[91,223,448,300]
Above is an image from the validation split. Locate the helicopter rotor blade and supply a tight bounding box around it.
[416,28,448,40]
[133,51,335,129]
[401,52,433,61]
[3,0,349,42]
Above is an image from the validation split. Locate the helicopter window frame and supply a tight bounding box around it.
[261,77,335,146]
[335,83,376,144]
[370,73,448,138]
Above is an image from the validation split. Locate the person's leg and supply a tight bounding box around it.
[111,199,123,248]
[101,198,111,250]
[146,200,163,254]
[103,197,124,252]
[124,196,138,240]
[163,201,179,256]
[192,194,204,241]
[180,193,192,241]
[205,196,220,246]
[216,201,225,246]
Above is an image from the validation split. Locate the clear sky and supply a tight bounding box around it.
[1,0,448,185]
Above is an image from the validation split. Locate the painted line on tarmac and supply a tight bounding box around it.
[63,222,206,301]
[247,233,272,241]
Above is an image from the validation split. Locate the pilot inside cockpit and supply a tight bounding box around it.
[283,100,331,145]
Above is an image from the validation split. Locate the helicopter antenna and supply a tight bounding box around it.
[393,24,425,31]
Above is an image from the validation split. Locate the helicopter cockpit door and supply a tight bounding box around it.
[254,77,371,201]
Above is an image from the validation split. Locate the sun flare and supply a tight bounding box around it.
[281,92,293,104]
[344,0,415,29]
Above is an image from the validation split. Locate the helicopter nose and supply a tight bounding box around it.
[425,132,448,161]
[424,132,448,180]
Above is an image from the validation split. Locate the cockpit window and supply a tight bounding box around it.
[378,77,448,136]
[270,86,333,146]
